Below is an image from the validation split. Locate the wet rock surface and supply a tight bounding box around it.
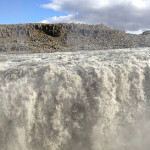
[0,23,150,53]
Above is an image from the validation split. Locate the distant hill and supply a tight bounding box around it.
[0,23,150,53]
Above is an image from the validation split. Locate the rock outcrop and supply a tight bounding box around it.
[0,23,150,53]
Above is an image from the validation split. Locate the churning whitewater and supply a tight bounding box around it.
[0,48,150,150]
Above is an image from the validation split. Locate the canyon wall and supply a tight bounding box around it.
[0,23,150,53]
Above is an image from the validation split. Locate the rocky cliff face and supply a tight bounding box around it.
[0,23,150,53]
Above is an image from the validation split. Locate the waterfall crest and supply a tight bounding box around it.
[0,48,150,150]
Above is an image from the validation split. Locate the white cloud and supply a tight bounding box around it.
[131,0,147,9]
[126,29,144,34]
[41,14,79,24]
[41,0,150,31]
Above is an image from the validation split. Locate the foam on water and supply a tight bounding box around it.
[0,48,150,150]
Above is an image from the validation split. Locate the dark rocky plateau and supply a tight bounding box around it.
[0,23,150,53]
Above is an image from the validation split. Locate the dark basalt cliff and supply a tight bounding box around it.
[0,23,150,53]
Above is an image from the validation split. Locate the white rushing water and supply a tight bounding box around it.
[0,48,150,150]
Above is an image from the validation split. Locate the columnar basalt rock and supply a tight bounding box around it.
[0,23,150,53]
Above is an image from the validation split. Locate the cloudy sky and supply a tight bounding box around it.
[0,0,150,33]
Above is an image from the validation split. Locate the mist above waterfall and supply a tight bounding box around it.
[0,48,150,150]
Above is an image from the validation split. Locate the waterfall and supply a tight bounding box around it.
[0,48,150,150]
